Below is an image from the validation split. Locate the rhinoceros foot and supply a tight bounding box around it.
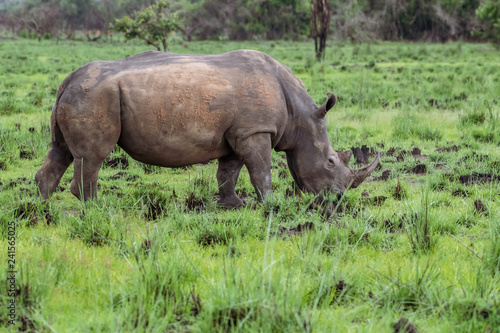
[218,196,246,209]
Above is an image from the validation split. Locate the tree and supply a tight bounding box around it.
[111,0,179,52]
[475,0,500,46]
[18,1,63,41]
[310,0,330,60]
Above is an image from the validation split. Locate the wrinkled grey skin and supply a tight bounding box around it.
[35,50,379,207]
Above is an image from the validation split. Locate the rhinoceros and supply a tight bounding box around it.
[35,50,379,207]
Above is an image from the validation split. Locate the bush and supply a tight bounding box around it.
[475,0,500,46]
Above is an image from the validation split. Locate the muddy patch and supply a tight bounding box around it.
[273,160,289,179]
[451,187,469,197]
[6,177,31,188]
[383,217,404,233]
[412,164,427,174]
[14,202,55,226]
[109,171,126,180]
[388,147,428,162]
[452,172,500,186]
[105,155,129,169]
[279,221,314,236]
[393,318,418,333]
[19,149,35,159]
[376,169,391,181]
[460,152,489,163]
[410,148,428,162]
[436,145,458,152]
[474,199,488,215]
[329,280,351,305]
[435,163,446,170]
[306,198,362,220]
[185,192,206,212]
[351,145,373,165]
[363,195,388,206]
[141,239,152,254]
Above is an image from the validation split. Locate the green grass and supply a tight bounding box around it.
[0,38,499,332]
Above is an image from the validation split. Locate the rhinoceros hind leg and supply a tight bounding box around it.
[35,146,73,199]
[217,154,245,208]
[234,133,272,201]
[70,157,102,200]
[69,143,118,200]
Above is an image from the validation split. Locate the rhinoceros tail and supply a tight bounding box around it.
[49,75,73,155]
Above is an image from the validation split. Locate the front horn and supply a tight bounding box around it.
[350,153,380,188]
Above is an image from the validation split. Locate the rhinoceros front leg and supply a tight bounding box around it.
[234,133,273,202]
[217,154,245,208]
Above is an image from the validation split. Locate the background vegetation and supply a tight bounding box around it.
[0,37,498,331]
[1,0,500,44]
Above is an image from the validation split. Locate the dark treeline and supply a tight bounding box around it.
[0,0,498,43]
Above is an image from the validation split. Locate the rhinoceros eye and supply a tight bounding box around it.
[327,158,335,166]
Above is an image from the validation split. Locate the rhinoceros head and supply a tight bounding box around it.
[285,93,380,195]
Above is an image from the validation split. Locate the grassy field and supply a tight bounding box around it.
[0,38,499,332]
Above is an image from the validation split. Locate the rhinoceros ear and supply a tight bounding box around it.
[315,93,337,118]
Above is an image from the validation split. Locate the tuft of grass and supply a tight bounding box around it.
[404,190,438,254]
[483,217,500,274]
[460,110,486,126]
[195,218,233,247]
[392,112,442,141]
[0,92,19,115]
[372,260,442,312]
[68,204,115,247]
[113,248,198,331]
[131,187,170,220]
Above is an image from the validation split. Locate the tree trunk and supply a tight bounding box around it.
[310,0,331,61]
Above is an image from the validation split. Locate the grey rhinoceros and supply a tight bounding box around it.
[35,50,379,207]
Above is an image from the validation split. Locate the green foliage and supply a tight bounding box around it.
[475,0,500,46]
[111,0,179,51]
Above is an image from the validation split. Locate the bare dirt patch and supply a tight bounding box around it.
[474,199,488,216]
[185,192,206,212]
[279,221,314,236]
[394,318,418,333]
[105,155,129,169]
[412,164,427,174]
[453,173,500,186]
[376,169,391,181]
[436,145,458,152]
[351,145,372,165]
[14,202,55,226]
